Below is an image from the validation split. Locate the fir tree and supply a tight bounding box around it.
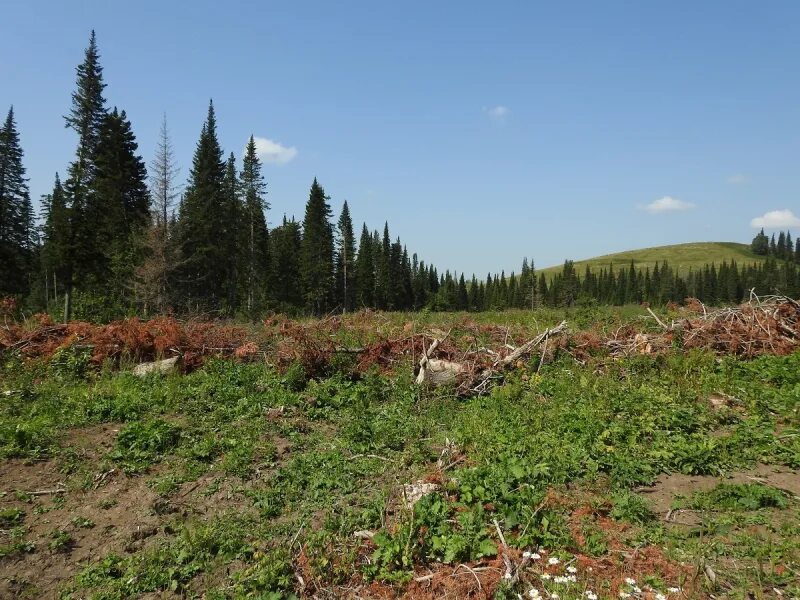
[354,223,375,308]
[40,174,70,308]
[92,108,150,296]
[299,178,334,314]
[375,223,391,309]
[221,152,242,312]
[335,200,356,312]
[270,216,302,309]
[0,106,34,295]
[61,30,108,319]
[240,136,270,317]
[175,101,228,312]
[750,228,769,256]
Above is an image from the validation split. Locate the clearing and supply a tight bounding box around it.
[1,302,799,599]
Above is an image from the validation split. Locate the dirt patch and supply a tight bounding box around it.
[0,458,162,598]
[0,423,270,599]
[638,464,800,517]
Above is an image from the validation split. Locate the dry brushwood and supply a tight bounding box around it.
[415,320,568,396]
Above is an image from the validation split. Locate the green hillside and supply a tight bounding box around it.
[541,242,766,277]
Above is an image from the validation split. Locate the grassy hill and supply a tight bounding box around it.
[541,242,766,277]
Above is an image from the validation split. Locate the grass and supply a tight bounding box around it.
[540,241,767,277]
[0,308,798,598]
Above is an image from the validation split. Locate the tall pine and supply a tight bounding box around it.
[0,106,34,295]
[176,101,228,312]
[335,200,356,312]
[299,178,334,314]
[61,30,107,319]
[354,223,375,308]
[240,136,270,317]
[92,108,150,300]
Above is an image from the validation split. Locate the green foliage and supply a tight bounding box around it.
[49,529,74,552]
[367,494,497,581]
[282,361,308,392]
[3,337,799,598]
[228,549,295,597]
[49,345,93,380]
[0,507,25,525]
[689,483,788,512]
[111,419,181,473]
[611,490,654,525]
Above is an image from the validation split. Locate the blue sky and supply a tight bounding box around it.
[3,1,799,275]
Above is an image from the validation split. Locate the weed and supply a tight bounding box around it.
[0,506,24,525]
[48,529,74,553]
[111,418,181,473]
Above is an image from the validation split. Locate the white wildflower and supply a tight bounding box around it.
[531,552,541,560]
[548,557,560,565]
[504,572,513,580]
[668,588,681,594]
[541,573,552,580]
[550,594,560,600]
[523,550,532,559]
[553,575,569,584]
[624,577,636,585]
[567,574,577,583]
[527,589,542,600]
[656,594,667,600]
[585,592,598,600]
[566,565,577,574]
[619,593,631,599]
[633,587,642,594]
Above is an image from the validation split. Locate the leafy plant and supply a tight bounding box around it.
[111,419,181,473]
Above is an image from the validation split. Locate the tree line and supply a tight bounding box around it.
[2,32,798,320]
[751,228,799,261]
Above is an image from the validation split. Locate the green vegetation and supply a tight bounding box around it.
[540,242,766,277]
[1,313,799,597]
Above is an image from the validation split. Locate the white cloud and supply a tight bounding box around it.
[750,209,800,229]
[640,196,695,214]
[250,136,297,165]
[485,105,509,121]
[727,174,749,185]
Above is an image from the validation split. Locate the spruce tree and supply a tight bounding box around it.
[61,30,108,319]
[354,223,375,308]
[374,223,391,309]
[92,108,150,297]
[270,216,303,310]
[0,106,34,295]
[176,101,228,312]
[299,178,334,314]
[750,229,769,256]
[334,200,356,312]
[40,174,70,308]
[222,152,241,312]
[240,136,270,317]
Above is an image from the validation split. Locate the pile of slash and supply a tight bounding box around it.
[1,294,799,396]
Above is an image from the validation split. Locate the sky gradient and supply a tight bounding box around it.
[3,0,799,275]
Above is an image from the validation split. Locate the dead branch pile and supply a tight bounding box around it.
[416,321,568,395]
[605,295,800,358]
[0,315,256,368]
[2,295,800,382]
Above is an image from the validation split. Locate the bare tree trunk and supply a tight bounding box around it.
[63,280,72,323]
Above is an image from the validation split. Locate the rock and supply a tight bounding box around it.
[402,481,440,509]
[133,356,180,377]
